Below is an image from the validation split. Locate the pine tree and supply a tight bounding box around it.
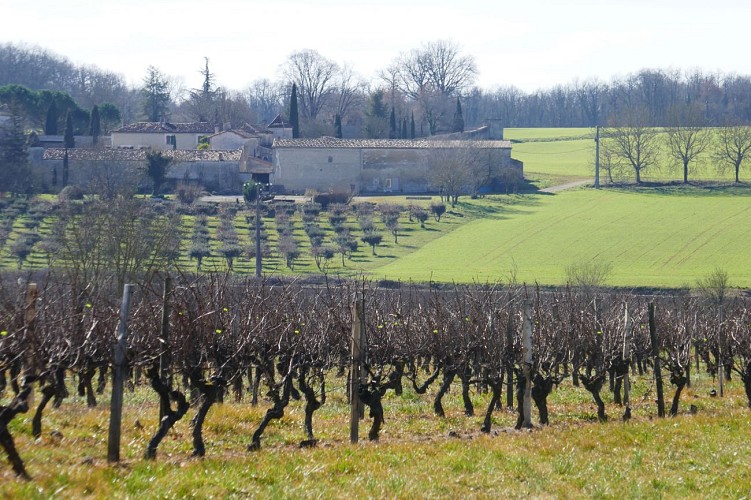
[64,111,75,148]
[45,101,58,135]
[290,83,300,138]
[141,66,171,122]
[334,114,342,138]
[89,105,101,145]
[410,112,416,139]
[453,98,465,133]
[389,106,397,139]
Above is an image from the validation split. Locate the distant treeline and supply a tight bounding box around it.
[2,42,751,135]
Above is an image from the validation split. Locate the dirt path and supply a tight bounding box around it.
[540,179,591,193]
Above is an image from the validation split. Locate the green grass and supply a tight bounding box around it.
[506,127,742,185]
[370,185,751,288]
[2,372,750,497]
[4,128,751,289]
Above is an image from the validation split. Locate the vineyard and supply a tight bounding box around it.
[2,272,750,490]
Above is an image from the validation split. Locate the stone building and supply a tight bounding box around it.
[34,148,246,194]
[110,122,217,150]
[271,137,522,194]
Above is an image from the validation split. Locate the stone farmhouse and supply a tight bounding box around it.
[111,122,218,150]
[271,123,523,195]
[28,115,521,196]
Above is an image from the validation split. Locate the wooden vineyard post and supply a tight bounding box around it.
[718,303,724,397]
[648,302,665,418]
[505,301,515,409]
[23,283,38,405]
[521,299,533,428]
[108,284,134,462]
[350,293,365,444]
[159,276,172,420]
[623,302,632,421]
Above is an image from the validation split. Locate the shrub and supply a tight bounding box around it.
[176,181,203,205]
[58,185,84,201]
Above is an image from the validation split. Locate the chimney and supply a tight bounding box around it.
[214,125,220,134]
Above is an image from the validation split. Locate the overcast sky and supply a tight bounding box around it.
[4,0,751,93]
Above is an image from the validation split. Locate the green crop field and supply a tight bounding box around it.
[370,185,751,288]
[506,127,740,185]
[3,128,750,289]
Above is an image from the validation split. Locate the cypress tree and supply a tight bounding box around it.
[290,83,300,138]
[453,98,465,133]
[401,117,408,139]
[64,111,75,148]
[410,112,416,139]
[62,149,69,187]
[389,106,397,139]
[89,105,101,145]
[45,101,58,135]
[334,114,342,138]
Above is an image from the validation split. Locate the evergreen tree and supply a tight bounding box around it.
[364,89,389,138]
[334,114,342,138]
[0,102,31,194]
[99,103,121,133]
[144,151,171,196]
[453,98,465,133]
[401,117,408,139]
[141,66,171,122]
[64,111,75,148]
[45,101,58,135]
[290,83,300,138]
[188,58,219,122]
[389,105,397,139]
[410,111,416,139]
[62,149,69,187]
[89,104,101,145]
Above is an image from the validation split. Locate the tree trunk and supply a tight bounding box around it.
[145,366,189,459]
[481,376,503,433]
[433,369,455,417]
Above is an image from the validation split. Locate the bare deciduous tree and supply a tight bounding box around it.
[666,104,711,183]
[603,108,661,184]
[714,124,751,183]
[281,50,339,122]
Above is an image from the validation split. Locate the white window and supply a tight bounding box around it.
[165,135,176,147]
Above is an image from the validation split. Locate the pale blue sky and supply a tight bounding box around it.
[4,0,750,93]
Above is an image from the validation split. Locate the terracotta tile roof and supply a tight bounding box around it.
[273,137,512,149]
[42,148,242,162]
[112,122,217,134]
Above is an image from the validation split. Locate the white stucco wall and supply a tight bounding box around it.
[111,132,208,150]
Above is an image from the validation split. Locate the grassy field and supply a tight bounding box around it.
[3,128,750,289]
[371,185,751,288]
[2,372,750,497]
[506,127,740,185]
